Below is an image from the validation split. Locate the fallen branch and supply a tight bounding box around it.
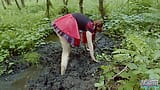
[112,65,128,79]
[107,65,128,84]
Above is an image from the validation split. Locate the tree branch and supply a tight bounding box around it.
[112,66,128,79]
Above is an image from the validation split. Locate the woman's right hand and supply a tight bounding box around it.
[86,31,99,63]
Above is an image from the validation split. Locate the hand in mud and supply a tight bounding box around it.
[92,59,99,63]
[91,57,99,63]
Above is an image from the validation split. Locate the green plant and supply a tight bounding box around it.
[96,0,160,89]
[23,52,40,65]
[94,75,106,90]
[96,53,112,62]
[0,65,5,76]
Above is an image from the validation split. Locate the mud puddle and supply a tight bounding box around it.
[0,66,43,90]
[0,33,119,90]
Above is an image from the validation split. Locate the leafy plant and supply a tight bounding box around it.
[96,0,160,89]
[96,53,112,62]
[23,52,40,65]
[94,75,106,90]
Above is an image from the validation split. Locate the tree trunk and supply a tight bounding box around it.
[45,0,53,18]
[21,0,25,7]
[15,0,21,10]
[46,0,50,18]
[48,0,53,8]
[99,0,106,20]
[63,0,68,5]
[61,0,69,14]
[36,0,38,3]
[79,0,83,14]
[5,0,11,5]
[1,0,7,9]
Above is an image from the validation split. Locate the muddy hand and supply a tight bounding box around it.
[91,57,99,62]
[92,59,99,62]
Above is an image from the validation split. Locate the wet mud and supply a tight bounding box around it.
[0,33,119,90]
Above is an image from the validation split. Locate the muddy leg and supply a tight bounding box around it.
[57,34,71,75]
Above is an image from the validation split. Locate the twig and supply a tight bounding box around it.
[112,66,128,80]
[106,66,128,89]
[95,36,103,43]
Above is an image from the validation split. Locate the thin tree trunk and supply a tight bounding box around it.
[15,0,21,10]
[62,0,69,14]
[45,0,53,18]
[5,0,11,5]
[36,0,38,3]
[21,0,25,7]
[46,0,50,18]
[99,0,106,20]
[79,0,83,14]
[63,0,68,5]
[48,0,53,8]
[1,0,7,9]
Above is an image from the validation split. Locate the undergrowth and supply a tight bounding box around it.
[95,0,160,90]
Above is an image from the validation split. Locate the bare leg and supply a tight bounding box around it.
[57,34,71,75]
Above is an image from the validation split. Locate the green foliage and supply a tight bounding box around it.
[0,18,51,60]
[0,65,5,76]
[0,1,54,75]
[96,0,160,89]
[24,52,40,65]
[94,76,106,90]
[0,49,9,62]
[96,53,112,61]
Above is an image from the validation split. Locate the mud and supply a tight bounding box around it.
[27,33,117,90]
[0,33,119,90]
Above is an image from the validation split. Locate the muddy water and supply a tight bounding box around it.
[44,33,59,42]
[0,34,58,90]
[0,33,119,90]
[0,66,43,90]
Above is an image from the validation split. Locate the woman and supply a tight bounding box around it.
[52,13,103,75]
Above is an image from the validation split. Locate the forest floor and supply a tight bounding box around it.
[0,33,120,90]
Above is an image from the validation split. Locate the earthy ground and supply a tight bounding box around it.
[0,33,119,90]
